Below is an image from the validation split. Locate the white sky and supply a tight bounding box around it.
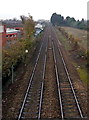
[0,0,88,21]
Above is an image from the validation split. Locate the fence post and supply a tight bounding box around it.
[11,64,14,84]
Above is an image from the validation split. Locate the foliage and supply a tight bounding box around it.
[51,13,64,26]
[77,68,88,83]
[76,19,87,30]
[65,16,76,27]
[3,14,35,84]
[2,38,36,82]
[20,14,35,39]
[50,13,87,30]
[1,19,23,28]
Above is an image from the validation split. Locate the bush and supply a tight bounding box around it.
[2,37,35,84]
[2,14,36,85]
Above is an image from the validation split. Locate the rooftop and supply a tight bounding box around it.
[6,28,20,34]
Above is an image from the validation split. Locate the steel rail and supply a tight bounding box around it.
[52,41,64,119]
[53,28,84,118]
[17,42,43,120]
[38,44,48,119]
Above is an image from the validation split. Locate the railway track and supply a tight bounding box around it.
[17,25,85,119]
[17,29,48,119]
[41,32,60,118]
[51,26,84,118]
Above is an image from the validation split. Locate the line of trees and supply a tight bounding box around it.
[1,18,23,28]
[50,13,87,30]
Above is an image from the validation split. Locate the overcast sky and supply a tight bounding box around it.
[0,0,88,21]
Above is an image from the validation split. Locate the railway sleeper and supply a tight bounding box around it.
[61,91,73,94]
[60,86,71,88]
[25,102,40,107]
[21,116,35,119]
[22,115,38,119]
[64,110,79,114]
[63,102,76,106]
[61,93,74,97]
[64,106,78,110]
[24,105,39,111]
[64,116,80,118]
[62,99,75,103]
[23,110,38,114]
[26,97,31,100]
[60,83,70,85]
[30,94,40,98]
[23,109,38,115]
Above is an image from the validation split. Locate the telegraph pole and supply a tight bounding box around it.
[11,64,14,84]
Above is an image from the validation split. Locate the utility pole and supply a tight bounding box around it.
[11,64,14,84]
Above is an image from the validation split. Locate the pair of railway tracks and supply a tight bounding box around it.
[17,25,84,119]
[17,28,48,120]
[52,27,84,118]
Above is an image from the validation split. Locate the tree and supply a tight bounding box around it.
[50,13,87,30]
[2,14,35,85]
[65,17,76,27]
[77,19,87,29]
[20,14,35,39]
[20,15,26,24]
[51,13,64,26]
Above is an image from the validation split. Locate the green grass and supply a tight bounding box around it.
[77,68,88,83]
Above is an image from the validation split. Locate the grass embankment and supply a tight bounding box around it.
[72,62,88,84]
[77,68,87,83]
[56,27,88,84]
[61,27,87,51]
[55,29,71,51]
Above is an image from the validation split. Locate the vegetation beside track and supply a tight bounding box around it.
[55,27,88,84]
[2,15,36,86]
[77,68,87,83]
[60,27,87,51]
